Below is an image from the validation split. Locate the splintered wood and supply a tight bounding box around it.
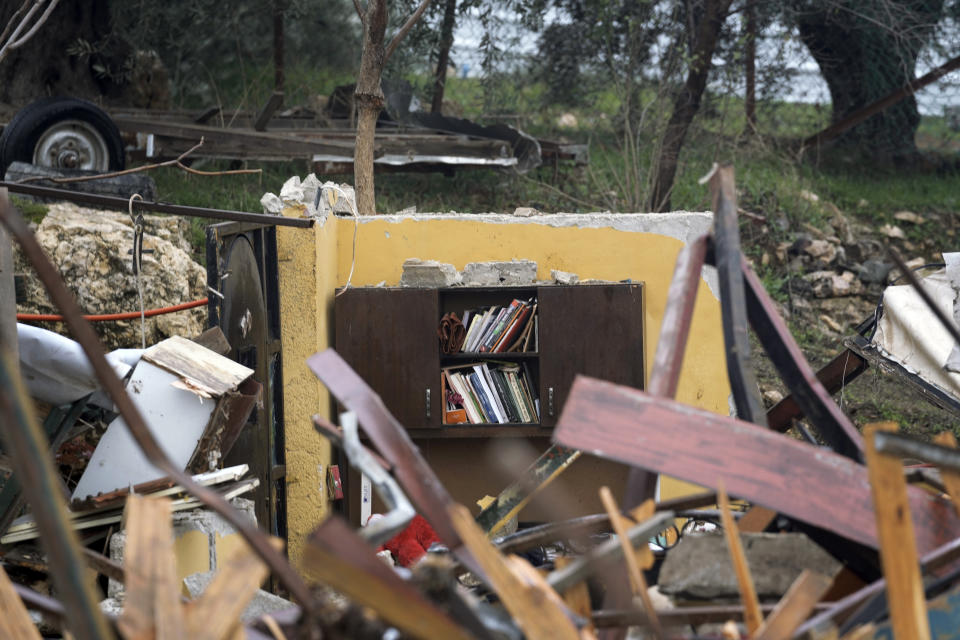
[115,494,281,640]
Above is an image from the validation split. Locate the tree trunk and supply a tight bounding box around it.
[648,0,733,213]
[792,0,943,159]
[0,1,129,106]
[354,0,389,215]
[430,0,457,114]
[743,0,756,133]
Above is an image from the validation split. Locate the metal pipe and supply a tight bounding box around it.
[0,181,314,228]
[874,431,960,471]
[0,194,318,610]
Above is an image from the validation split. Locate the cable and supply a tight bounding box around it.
[17,298,208,322]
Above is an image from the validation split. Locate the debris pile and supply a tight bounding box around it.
[3,168,960,640]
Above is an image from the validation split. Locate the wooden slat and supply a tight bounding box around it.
[598,488,662,639]
[449,503,580,640]
[934,431,960,516]
[117,495,185,640]
[302,516,474,640]
[739,505,778,533]
[555,557,594,634]
[753,570,832,640]
[864,423,931,640]
[552,376,960,554]
[717,484,763,635]
[0,564,43,640]
[184,536,284,640]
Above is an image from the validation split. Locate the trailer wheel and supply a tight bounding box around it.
[0,97,125,176]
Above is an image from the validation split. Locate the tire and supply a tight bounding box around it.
[0,97,125,176]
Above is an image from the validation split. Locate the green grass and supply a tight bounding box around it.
[10,195,48,224]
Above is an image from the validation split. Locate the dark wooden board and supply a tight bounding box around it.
[335,288,441,427]
[537,284,644,426]
[553,375,960,554]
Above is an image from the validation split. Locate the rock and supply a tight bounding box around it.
[762,389,784,405]
[802,270,860,298]
[819,314,843,332]
[788,234,813,256]
[799,190,820,203]
[551,269,579,285]
[462,260,537,286]
[894,211,925,224]
[802,239,837,267]
[260,192,283,214]
[513,206,539,217]
[183,570,295,622]
[12,203,206,350]
[279,175,305,204]
[315,182,357,217]
[658,532,840,601]
[858,259,893,284]
[397,205,417,215]
[400,258,461,287]
[857,199,869,209]
[880,224,905,239]
[556,113,578,129]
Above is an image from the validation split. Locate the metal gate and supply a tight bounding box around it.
[205,222,285,539]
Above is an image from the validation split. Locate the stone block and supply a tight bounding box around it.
[399,258,461,287]
[183,570,295,622]
[462,260,537,286]
[658,532,839,601]
[551,269,579,285]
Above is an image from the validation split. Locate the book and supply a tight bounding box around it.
[522,362,540,420]
[447,371,483,423]
[468,372,499,423]
[493,302,532,353]
[462,314,482,352]
[502,367,531,422]
[490,369,520,422]
[466,306,497,352]
[480,300,522,352]
[507,303,537,352]
[474,306,509,352]
[476,364,509,423]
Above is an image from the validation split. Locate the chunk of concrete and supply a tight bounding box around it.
[183,570,295,622]
[399,258,461,287]
[462,260,537,286]
[658,532,839,601]
[551,269,579,285]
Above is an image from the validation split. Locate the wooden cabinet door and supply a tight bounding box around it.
[537,284,645,427]
[334,288,441,427]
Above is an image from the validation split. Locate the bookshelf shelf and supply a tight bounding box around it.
[440,352,539,362]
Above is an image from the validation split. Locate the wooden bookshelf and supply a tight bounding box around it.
[334,283,645,434]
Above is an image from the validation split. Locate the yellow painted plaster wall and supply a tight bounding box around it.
[279,212,730,563]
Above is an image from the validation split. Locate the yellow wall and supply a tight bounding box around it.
[278,211,730,564]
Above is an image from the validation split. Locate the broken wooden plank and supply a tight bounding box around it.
[302,515,475,640]
[599,488,662,639]
[552,376,960,554]
[449,502,581,640]
[555,557,594,634]
[254,92,284,131]
[739,505,778,533]
[185,536,284,640]
[717,484,763,635]
[0,564,43,640]
[754,570,833,640]
[117,495,185,640]
[864,423,931,640]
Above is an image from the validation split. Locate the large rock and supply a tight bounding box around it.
[462,260,537,286]
[658,532,840,601]
[13,202,206,349]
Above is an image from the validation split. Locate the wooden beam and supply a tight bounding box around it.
[864,422,931,640]
[0,564,42,640]
[448,503,581,640]
[599,488,662,639]
[185,537,284,640]
[717,484,763,635]
[753,570,832,640]
[302,516,474,640]
[555,557,594,635]
[552,376,960,555]
[117,495,185,640]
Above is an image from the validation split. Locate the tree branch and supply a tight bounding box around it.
[384,0,432,64]
[0,0,44,63]
[17,137,262,184]
[353,0,364,21]
[0,0,31,46]
[9,0,60,49]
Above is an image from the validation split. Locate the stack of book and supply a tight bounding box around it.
[459,299,537,353]
[442,362,539,424]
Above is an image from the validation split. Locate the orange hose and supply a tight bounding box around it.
[17,298,209,322]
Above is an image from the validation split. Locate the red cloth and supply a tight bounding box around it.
[379,514,442,567]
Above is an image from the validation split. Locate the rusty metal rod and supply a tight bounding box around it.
[0,189,317,610]
[0,181,314,228]
[0,347,114,640]
[874,431,960,472]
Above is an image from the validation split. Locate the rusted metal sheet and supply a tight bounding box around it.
[553,375,960,555]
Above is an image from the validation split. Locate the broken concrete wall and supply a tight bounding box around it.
[276,205,729,563]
